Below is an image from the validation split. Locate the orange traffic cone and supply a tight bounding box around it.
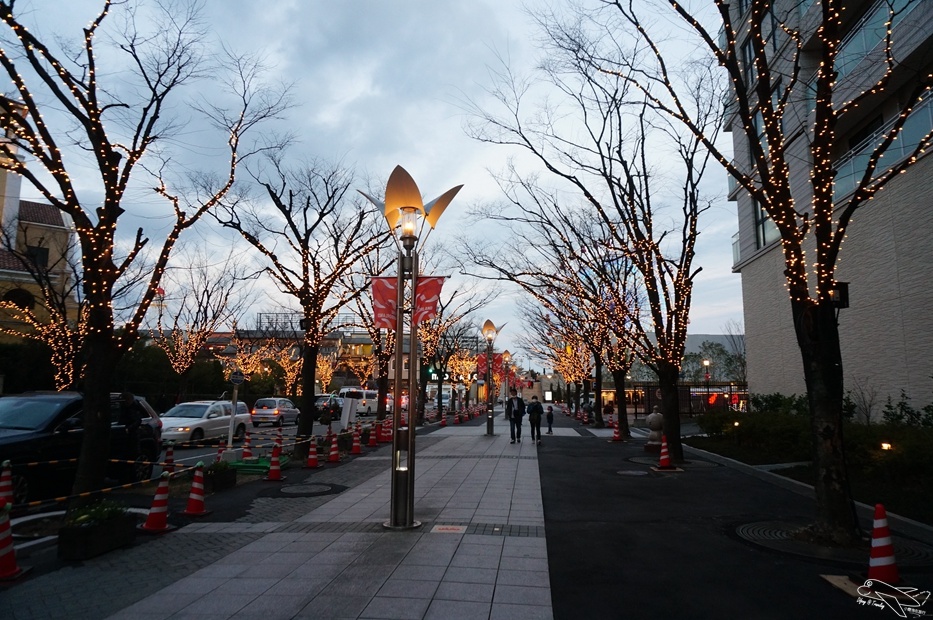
[275,426,283,448]
[651,435,682,472]
[440,414,447,427]
[868,504,900,583]
[162,443,175,474]
[264,445,285,481]
[139,472,175,533]
[351,428,362,454]
[242,430,253,458]
[0,499,27,580]
[368,424,378,447]
[611,421,622,442]
[305,438,322,468]
[382,418,391,442]
[182,462,211,517]
[328,432,340,463]
[215,443,225,463]
[0,460,12,505]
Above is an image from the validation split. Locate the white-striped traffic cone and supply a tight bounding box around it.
[868,503,900,583]
[139,472,174,533]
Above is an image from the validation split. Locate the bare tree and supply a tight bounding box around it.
[214,156,391,460]
[465,28,722,461]
[151,248,254,400]
[418,286,492,423]
[0,1,289,498]
[0,219,84,389]
[588,0,933,543]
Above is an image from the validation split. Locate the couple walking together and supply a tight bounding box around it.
[505,388,545,445]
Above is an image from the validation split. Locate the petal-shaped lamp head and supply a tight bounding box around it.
[482,319,497,343]
[424,185,464,229]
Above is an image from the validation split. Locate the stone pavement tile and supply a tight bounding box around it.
[229,594,307,620]
[258,551,313,566]
[293,593,370,619]
[456,542,504,557]
[462,534,504,546]
[376,578,440,598]
[496,570,549,587]
[449,551,500,569]
[159,576,227,595]
[434,581,495,602]
[264,575,332,597]
[442,566,498,584]
[212,577,278,596]
[173,592,254,616]
[105,592,201,619]
[359,595,431,619]
[502,540,547,559]
[493,584,551,605]
[489,603,554,620]
[310,550,360,565]
[390,563,444,581]
[324,568,393,597]
[498,556,549,572]
[423,599,491,620]
[288,561,348,580]
[400,548,457,567]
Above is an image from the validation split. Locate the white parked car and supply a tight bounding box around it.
[160,400,250,443]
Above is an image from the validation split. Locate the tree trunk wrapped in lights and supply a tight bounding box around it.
[0,1,289,501]
[577,0,933,545]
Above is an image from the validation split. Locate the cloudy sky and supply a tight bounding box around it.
[8,0,742,359]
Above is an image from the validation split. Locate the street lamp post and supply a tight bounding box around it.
[481,320,503,436]
[360,166,462,530]
[703,359,711,412]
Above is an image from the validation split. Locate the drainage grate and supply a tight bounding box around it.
[274,520,545,538]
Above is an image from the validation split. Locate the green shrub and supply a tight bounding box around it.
[749,392,808,416]
[66,500,128,526]
[697,411,731,437]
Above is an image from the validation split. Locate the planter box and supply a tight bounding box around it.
[204,468,237,494]
[58,513,136,561]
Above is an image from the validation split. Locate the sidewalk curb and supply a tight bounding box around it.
[684,442,933,544]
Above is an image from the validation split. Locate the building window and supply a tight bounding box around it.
[834,91,932,200]
[741,38,755,85]
[754,201,780,249]
[837,0,919,79]
[25,245,49,269]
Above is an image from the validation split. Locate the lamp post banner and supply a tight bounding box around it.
[413,276,445,324]
[371,277,398,329]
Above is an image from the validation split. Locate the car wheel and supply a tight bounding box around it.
[276,417,284,428]
[190,428,204,442]
[252,421,260,428]
[234,424,246,441]
[134,454,154,482]
[11,474,29,504]
[366,406,372,415]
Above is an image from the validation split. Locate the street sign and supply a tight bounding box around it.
[230,370,245,385]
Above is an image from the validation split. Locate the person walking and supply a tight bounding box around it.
[546,405,554,434]
[505,388,525,444]
[527,396,543,445]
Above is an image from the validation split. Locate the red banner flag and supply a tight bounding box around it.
[413,276,446,324]
[371,277,398,330]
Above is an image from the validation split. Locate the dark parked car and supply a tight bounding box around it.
[0,391,162,504]
[313,394,344,423]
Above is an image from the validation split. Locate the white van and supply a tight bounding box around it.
[338,387,379,414]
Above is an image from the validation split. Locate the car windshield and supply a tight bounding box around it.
[0,397,69,430]
[254,399,276,408]
[163,404,208,419]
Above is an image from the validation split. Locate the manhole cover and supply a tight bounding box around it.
[628,456,718,468]
[280,483,341,496]
[617,470,648,476]
[735,521,933,567]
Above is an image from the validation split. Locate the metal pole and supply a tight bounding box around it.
[388,248,410,528]
[486,340,493,435]
[405,250,419,523]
